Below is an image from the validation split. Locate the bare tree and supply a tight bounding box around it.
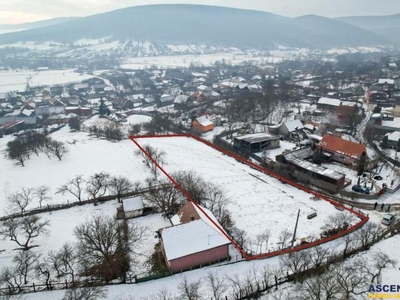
[177,276,203,300]
[49,243,78,283]
[278,229,292,249]
[296,270,341,300]
[86,172,110,200]
[0,265,21,294]
[354,222,381,250]
[261,229,271,252]
[57,175,85,202]
[7,188,34,215]
[35,254,53,291]
[361,252,397,284]
[135,145,166,177]
[151,286,175,300]
[0,216,50,251]
[108,176,133,202]
[334,260,370,298]
[205,271,227,300]
[5,138,30,167]
[47,140,69,161]
[279,251,310,275]
[62,286,107,300]
[142,178,184,218]
[12,250,37,284]
[74,215,147,282]
[308,246,332,269]
[33,186,51,208]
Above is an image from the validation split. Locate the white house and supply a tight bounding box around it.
[122,196,144,219]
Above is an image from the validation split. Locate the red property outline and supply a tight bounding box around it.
[130,134,369,261]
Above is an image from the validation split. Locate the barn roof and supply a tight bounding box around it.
[161,219,230,261]
[318,97,342,107]
[319,135,366,159]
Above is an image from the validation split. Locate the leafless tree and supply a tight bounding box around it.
[135,145,166,178]
[0,216,50,251]
[150,286,175,300]
[57,175,85,202]
[231,227,248,250]
[35,254,53,291]
[108,176,133,202]
[12,250,37,284]
[177,276,203,300]
[278,229,292,249]
[279,251,310,275]
[342,233,356,258]
[62,285,108,300]
[261,229,271,252]
[86,172,110,200]
[360,252,397,284]
[143,178,184,218]
[323,211,356,231]
[296,270,341,300]
[74,215,147,282]
[49,243,78,283]
[334,260,370,298]
[33,186,51,208]
[354,222,381,250]
[308,246,332,269]
[7,188,34,215]
[47,140,69,161]
[205,271,227,300]
[0,265,21,295]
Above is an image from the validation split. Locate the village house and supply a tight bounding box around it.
[318,134,367,169]
[160,202,242,273]
[278,119,304,139]
[233,133,280,155]
[383,131,400,149]
[192,115,214,132]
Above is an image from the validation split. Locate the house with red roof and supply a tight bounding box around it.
[318,134,367,169]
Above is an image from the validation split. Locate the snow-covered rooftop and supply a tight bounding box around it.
[161,219,230,261]
[123,196,144,212]
[196,115,213,127]
[235,132,279,143]
[318,97,342,107]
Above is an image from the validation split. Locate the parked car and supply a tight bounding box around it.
[374,175,383,180]
[352,185,370,194]
[381,214,395,226]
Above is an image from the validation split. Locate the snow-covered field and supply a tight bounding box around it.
[0,198,171,273]
[133,136,359,253]
[0,125,153,216]
[0,69,96,93]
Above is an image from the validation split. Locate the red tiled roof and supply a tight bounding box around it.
[319,135,366,159]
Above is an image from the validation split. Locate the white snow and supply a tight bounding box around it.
[134,136,359,253]
[161,219,230,261]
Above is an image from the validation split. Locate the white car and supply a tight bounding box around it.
[381,214,395,226]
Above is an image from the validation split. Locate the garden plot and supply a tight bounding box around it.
[134,136,358,254]
[0,126,153,216]
[0,199,171,274]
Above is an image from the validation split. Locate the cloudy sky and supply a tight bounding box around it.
[2,0,400,24]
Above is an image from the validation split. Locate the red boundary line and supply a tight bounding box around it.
[129,134,369,261]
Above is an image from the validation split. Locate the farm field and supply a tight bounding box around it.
[133,135,360,254]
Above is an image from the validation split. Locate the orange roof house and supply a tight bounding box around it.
[318,134,367,168]
[192,115,214,133]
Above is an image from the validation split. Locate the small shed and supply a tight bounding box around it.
[122,196,144,219]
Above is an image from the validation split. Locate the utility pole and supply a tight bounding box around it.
[291,209,300,248]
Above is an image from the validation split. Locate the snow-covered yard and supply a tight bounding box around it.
[0,125,153,216]
[133,136,360,254]
[0,199,171,273]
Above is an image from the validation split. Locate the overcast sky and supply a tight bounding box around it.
[2,0,400,24]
